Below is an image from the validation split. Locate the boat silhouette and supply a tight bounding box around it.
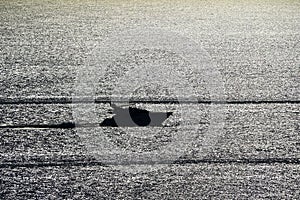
[100,104,173,127]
